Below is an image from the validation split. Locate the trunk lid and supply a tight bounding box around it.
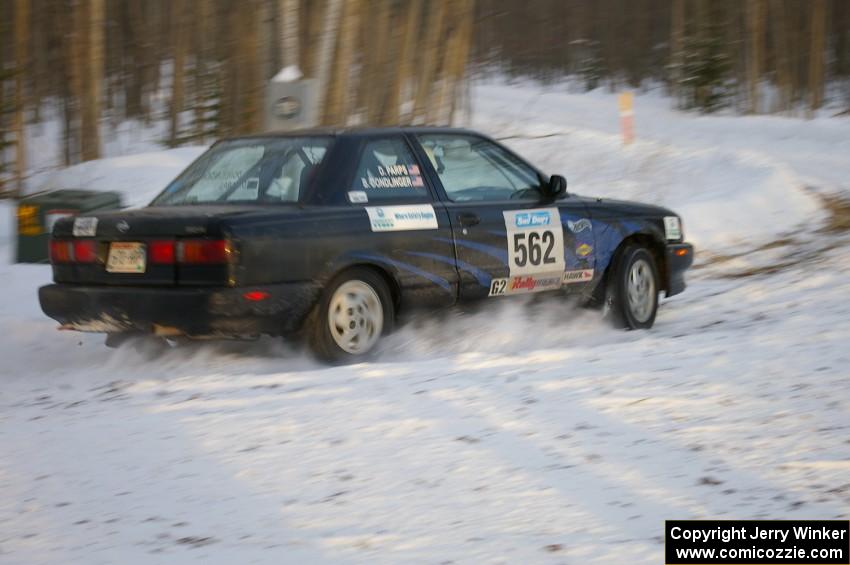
[51,205,267,286]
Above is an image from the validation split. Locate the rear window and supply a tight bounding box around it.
[151,137,331,206]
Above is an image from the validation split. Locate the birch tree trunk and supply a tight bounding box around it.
[279,0,299,70]
[324,0,359,125]
[314,0,343,119]
[80,0,103,161]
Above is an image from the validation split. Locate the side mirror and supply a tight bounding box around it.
[543,174,567,198]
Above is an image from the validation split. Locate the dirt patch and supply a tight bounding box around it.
[819,194,850,234]
[696,194,849,279]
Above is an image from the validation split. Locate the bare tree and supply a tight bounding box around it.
[413,0,448,123]
[74,0,105,162]
[168,0,188,147]
[771,0,793,113]
[745,0,765,113]
[14,0,29,194]
[398,0,423,124]
[808,0,827,113]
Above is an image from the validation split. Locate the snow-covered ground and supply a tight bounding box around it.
[1,83,849,564]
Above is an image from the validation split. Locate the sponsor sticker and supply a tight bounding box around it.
[502,208,566,277]
[488,273,564,296]
[359,162,426,191]
[576,243,593,257]
[244,177,260,199]
[514,211,552,227]
[366,205,438,232]
[348,190,369,204]
[563,269,594,283]
[567,218,592,233]
[73,217,98,237]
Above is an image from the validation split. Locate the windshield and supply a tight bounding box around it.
[151,137,332,206]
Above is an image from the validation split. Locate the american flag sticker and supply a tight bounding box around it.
[408,165,420,175]
[412,176,424,187]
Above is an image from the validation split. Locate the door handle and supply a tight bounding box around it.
[457,212,480,227]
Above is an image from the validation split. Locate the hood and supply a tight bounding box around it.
[570,194,677,219]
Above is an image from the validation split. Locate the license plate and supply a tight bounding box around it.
[106,242,146,273]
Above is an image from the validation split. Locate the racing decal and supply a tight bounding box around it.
[488,273,563,297]
[366,205,438,232]
[360,164,424,190]
[73,217,98,237]
[348,190,368,203]
[576,243,593,257]
[488,269,594,296]
[567,218,592,233]
[502,208,566,277]
[562,269,594,284]
[244,177,260,199]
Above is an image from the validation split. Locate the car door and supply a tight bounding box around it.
[335,134,460,309]
[410,132,595,300]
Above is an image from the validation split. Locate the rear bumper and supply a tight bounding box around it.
[665,242,694,297]
[39,282,321,338]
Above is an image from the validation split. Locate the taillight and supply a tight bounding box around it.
[177,239,229,264]
[50,239,97,263]
[49,240,72,263]
[149,240,176,264]
[73,240,97,263]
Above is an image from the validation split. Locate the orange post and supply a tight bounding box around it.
[618,92,634,145]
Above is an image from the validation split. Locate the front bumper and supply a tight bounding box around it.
[39,282,321,338]
[665,242,694,297]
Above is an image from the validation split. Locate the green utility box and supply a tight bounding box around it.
[16,189,123,263]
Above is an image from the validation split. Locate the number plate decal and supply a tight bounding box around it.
[503,208,565,277]
[106,242,147,273]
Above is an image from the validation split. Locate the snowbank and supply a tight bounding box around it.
[471,81,846,254]
[34,146,207,208]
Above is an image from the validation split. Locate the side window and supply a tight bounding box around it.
[417,134,542,202]
[352,138,429,202]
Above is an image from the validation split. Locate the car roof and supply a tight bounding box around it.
[219,126,482,142]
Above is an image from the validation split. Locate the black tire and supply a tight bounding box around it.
[307,267,394,363]
[604,244,659,330]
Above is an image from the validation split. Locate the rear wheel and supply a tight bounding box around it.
[307,268,394,362]
[604,244,659,329]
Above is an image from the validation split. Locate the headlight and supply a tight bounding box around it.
[663,216,682,240]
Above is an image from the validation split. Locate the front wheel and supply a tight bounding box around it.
[604,245,659,329]
[307,268,394,363]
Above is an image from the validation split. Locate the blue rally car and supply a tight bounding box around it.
[39,127,693,361]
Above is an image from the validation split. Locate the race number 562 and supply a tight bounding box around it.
[512,231,557,268]
[503,208,565,276]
